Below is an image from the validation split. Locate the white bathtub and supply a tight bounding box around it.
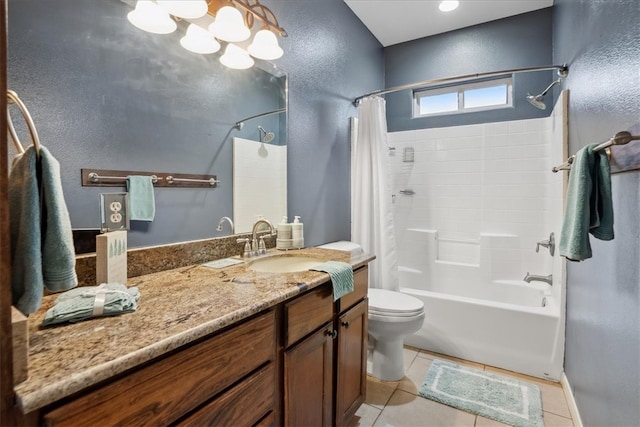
[401,267,564,381]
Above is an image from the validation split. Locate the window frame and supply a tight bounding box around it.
[412,76,513,118]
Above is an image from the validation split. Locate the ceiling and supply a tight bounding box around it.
[344,0,554,47]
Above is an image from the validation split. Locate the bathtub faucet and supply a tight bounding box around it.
[524,272,553,286]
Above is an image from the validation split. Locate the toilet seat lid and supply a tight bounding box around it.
[368,289,424,315]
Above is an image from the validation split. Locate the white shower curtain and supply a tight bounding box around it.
[351,96,399,291]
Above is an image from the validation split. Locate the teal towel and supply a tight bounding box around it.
[9,146,78,315]
[126,175,156,221]
[559,144,614,261]
[310,261,354,301]
[42,283,140,326]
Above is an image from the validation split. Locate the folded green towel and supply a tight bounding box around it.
[42,283,140,326]
[126,175,156,221]
[9,146,78,315]
[559,144,614,261]
[310,261,354,301]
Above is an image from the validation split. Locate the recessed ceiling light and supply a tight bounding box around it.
[439,1,459,12]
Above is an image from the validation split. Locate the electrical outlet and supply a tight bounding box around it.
[100,193,130,233]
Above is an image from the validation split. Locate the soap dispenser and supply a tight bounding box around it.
[277,216,292,250]
[291,216,304,249]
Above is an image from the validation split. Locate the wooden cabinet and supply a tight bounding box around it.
[284,322,334,427]
[25,265,369,427]
[284,266,369,427]
[336,299,368,427]
[43,310,276,427]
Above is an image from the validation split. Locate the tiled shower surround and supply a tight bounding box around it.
[389,113,565,281]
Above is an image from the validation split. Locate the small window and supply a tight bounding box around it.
[413,77,513,118]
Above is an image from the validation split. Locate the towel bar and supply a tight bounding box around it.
[81,169,218,189]
[552,131,640,173]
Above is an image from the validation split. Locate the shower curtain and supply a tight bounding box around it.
[352,96,399,291]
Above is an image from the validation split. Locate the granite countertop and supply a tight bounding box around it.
[14,247,374,414]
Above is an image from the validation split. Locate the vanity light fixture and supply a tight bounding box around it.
[180,23,221,54]
[127,0,177,34]
[126,0,287,68]
[439,0,460,12]
[157,0,209,19]
[220,43,255,69]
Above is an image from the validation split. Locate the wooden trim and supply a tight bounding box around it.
[0,0,16,424]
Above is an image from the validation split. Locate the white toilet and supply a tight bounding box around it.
[318,241,425,381]
[368,288,425,381]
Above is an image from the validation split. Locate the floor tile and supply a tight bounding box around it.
[416,350,485,369]
[475,415,511,426]
[403,346,418,369]
[348,403,381,427]
[366,376,399,410]
[543,411,574,427]
[398,354,432,395]
[373,389,476,427]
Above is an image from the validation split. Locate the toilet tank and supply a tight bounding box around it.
[317,241,363,257]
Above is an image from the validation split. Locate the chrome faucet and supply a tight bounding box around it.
[524,272,553,286]
[535,232,555,256]
[237,218,276,258]
[216,216,234,234]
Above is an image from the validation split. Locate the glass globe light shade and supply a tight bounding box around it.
[127,0,177,34]
[439,1,460,12]
[220,43,255,69]
[156,0,208,19]
[180,24,221,54]
[247,29,283,60]
[208,6,251,42]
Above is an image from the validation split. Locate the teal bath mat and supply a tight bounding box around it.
[419,359,543,427]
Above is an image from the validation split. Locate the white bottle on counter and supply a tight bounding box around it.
[291,216,304,249]
[277,216,293,250]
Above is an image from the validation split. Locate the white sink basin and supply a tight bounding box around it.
[248,256,324,273]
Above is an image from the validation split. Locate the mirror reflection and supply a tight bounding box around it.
[7,0,287,248]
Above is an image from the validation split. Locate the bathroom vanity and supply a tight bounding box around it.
[12,248,372,427]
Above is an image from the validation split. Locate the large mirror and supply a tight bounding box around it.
[7,0,287,248]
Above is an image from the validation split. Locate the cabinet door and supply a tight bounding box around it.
[335,299,368,427]
[284,323,334,427]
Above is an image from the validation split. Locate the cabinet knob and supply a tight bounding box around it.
[325,329,337,339]
[341,321,350,329]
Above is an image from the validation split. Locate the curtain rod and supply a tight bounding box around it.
[234,108,287,130]
[353,64,569,106]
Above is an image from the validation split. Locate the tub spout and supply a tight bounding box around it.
[524,272,553,286]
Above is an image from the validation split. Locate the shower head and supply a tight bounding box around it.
[526,79,562,110]
[258,125,275,143]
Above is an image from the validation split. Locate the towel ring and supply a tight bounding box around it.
[7,90,41,155]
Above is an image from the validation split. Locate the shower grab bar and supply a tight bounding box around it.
[552,131,640,173]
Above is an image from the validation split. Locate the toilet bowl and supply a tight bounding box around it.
[317,241,425,381]
[368,288,425,381]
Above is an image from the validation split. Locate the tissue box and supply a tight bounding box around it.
[96,230,128,285]
[11,306,28,384]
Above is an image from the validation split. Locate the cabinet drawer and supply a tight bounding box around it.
[339,266,368,312]
[177,363,275,427]
[285,285,333,347]
[44,310,276,426]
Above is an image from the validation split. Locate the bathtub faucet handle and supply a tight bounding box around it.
[535,232,555,256]
[524,272,553,286]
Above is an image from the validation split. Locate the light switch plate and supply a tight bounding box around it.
[100,193,130,233]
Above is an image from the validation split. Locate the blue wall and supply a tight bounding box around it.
[266,0,383,246]
[553,1,640,426]
[8,0,383,248]
[384,8,554,131]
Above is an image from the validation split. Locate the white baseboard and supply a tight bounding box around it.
[561,372,583,427]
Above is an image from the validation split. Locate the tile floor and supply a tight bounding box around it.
[350,346,574,427]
